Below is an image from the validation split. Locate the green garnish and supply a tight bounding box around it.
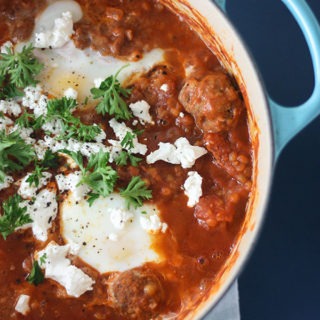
[46,97,102,142]
[0,43,43,89]
[115,131,142,167]
[90,65,132,120]
[0,194,32,240]
[115,151,141,167]
[16,112,44,130]
[120,176,152,209]
[27,260,44,286]
[59,150,118,205]
[0,130,35,182]
[39,253,47,266]
[26,150,59,187]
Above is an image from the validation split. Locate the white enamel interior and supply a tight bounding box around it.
[161,0,274,319]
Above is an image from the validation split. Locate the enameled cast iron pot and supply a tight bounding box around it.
[160,0,320,318]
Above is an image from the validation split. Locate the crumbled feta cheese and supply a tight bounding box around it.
[146,137,207,168]
[8,125,35,145]
[109,208,134,230]
[15,294,30,316]
[0,100,21,116]
[109,118,147,155]
[93,125,106,143]
[175,137,207,168]
[19,172,52,199]
[56,171,90,201]
[129,100,153,125]
[64,87,78,99]
[0,41,13,54]
[94,78,104,88]
[34,11,74,49]
[0,175,13,191]
[184,171,203,207]
[22,189,58,242]
[146,142,179,165]
[140,214,168,233]
[80,142,109,157]
[22,85,48,117]
[132,119,138,126]
[38,242,95,298]
[160,84,168,92]
[0,115,13,132]
[42,118,64,135]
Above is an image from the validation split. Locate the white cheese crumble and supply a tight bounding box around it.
[93,125,106,143]
[42,118,64,135]
[183,171,203,207]
[19,172,52,199]
[8,125,35,145]
[160,83,169,92]
[109,208,134,230]
[64,87,78,99]
[147,137,207,168]
[38,242,95,298]
[129,100,153,125]
[0,175,13,191]
[15,294,30,316]
[22,85,48,117]
[56,171,90,201]
[0,115,13,132]
[34,11,74,49]
[0,100,21,116]
[22,189,58,242]
[140,214,168,233]
[109,118,147,155]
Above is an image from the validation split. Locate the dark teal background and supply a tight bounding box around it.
[224,1,320,319]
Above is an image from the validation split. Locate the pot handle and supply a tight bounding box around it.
[215,0,320,159]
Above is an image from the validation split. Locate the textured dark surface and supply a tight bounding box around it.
[224,1,320,319]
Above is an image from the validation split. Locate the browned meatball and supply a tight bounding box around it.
[204,131,252,186]
[178,72,242,133]
[108,267,165,319]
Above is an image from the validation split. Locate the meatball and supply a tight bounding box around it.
[108,267,165,319]
[204,132,252,186]
[178,72,242,133]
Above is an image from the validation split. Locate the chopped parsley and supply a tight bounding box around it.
[0,130,35,182]
[120,176,152,209]
[0,43,43,94]
[27,260,44,286]
[46,97,102,142]
[26,150,59,187]
[90,66,132,120]
[59,150,118,205]
[16,112,44,130]
[0,194,32,240]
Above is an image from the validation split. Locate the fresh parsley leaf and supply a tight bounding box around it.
[121,132,135,149]
[90,66,132,120]
[115,150,141,167]
[0,130,35,182]
[0,194,32,240]
[0,43,43,89]
[39,253,47,266]
[27,260,44,286]
[82,150,118,198]
[26,165,44,187]
[46,97,103,142]
[0,83,23,99]
[120,176,152,209]
[16,112,44,130]
[87,193,99,207]
[58,150,118,205]
[26,150,58,187]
